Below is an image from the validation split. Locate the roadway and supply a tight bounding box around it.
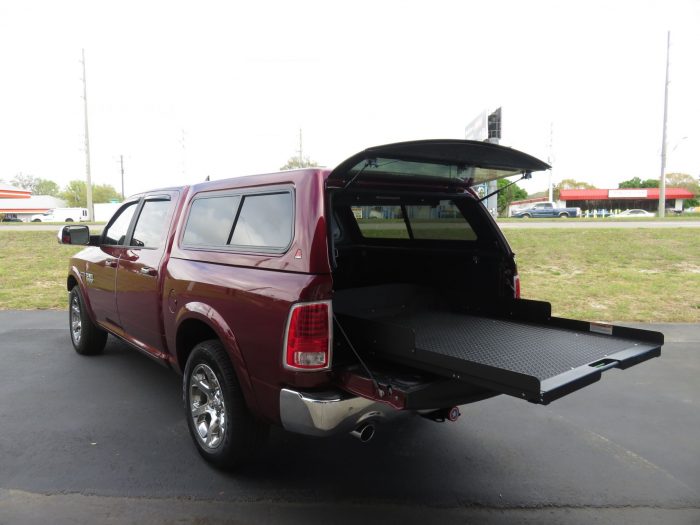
[0,311,697,524]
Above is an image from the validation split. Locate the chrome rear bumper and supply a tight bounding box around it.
[279,388,400,437]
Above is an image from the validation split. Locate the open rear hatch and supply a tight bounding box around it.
[326,139,550,190]
[333,300,662,406]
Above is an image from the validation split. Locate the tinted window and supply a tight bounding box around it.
[230,193,293,249]
[182,196,241,246]
[102,202,138,245]
[355,206,410,239]
[131,199,173,248]
[407,201,477,241]
[353,200,476,241]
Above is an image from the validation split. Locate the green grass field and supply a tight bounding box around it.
[0,229,698,322]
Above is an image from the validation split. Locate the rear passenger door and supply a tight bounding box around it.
[115,192,178,358]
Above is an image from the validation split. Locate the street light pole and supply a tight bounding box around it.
[658,31,671,218]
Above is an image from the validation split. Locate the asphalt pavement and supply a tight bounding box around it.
[0,311,698,524]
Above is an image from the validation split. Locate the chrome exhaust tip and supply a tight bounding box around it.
[350,423,375,443]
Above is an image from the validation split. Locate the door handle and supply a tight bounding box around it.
[106,258,118,268]
[139,266,157,276]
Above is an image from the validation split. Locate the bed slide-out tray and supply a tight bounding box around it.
[336,309,663,405]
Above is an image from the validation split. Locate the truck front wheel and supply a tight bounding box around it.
[69,287,107,355]
[183,340,268,469]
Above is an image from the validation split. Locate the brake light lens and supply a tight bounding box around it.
[284,302,331,370]
[514,274,521,299]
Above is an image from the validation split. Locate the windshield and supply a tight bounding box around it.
[346,157,523,186]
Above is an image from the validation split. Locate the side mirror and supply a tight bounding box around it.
[57,225,90,245]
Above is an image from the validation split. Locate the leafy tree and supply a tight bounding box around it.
[10,173,62,196]
[666,172,699,207]
[618,177,658,189]
[33,179,61,196]
[552,178,597,200]
[60,180,122,207]
[497,178,528,216]
[280,155,318,170]
[10,173,39,191]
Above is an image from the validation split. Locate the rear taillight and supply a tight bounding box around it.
[514,274,521,299]
[284,301,331,370]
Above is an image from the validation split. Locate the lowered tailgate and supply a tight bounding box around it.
[335,304,662,405]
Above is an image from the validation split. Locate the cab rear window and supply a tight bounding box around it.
[353,200,477,241]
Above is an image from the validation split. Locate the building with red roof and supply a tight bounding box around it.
[559,187,694,212]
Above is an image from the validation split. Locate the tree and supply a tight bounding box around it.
[497,178,528,216]
[666,172,699,207]
[10,173,62,195]
[11,173,39,191]
[60,180,122,207]
[552,179,597,200]
[33,179,60,196]
[280,155,318,170]
[618,177,658,189]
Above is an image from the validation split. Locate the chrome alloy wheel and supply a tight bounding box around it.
[70,293,82,345]
[189,364,227,450]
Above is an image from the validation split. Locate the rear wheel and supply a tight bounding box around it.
[183,340,268,469]
[69,287,107,355]
[66,218,74,222]
[558,212,569,218]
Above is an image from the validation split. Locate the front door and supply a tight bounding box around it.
[115,193,178,359]
[87,200,140,329]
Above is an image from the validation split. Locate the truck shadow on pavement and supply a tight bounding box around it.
[2,331,697,509]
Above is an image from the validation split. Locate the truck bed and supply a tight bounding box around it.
[335,306,662,405]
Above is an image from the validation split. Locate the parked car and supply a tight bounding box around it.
[58,139,663,469]
[511,201,581,218]
[1,213,22,222]
[617,209,655,218]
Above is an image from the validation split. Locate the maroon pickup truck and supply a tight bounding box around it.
[59,140,662,469]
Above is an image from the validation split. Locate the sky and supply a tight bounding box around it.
[0,0,698,197]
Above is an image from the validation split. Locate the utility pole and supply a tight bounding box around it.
[120,155,125,199]
[659,31,671,218]
[297,129,303,167]
[548,122,554,203]
[81,49,94,221]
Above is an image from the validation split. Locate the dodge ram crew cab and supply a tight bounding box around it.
[59,140,663,469]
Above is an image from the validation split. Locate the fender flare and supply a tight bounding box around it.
[175,302,259,414]
[66,265,98,322]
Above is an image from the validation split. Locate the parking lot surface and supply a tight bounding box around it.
[0,311,698,524]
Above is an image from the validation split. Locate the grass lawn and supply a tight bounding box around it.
[504,228,700,322]
[0,228,698,322]
[0,232,84,310]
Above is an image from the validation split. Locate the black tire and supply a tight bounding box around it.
[66,218,74,222]
[183,340,268,469]
[521,213,531,219]
[32,219,41,222]
[69,287,107,355]
[558,212,569,218]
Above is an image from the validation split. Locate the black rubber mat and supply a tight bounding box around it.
[392,312,647,381]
